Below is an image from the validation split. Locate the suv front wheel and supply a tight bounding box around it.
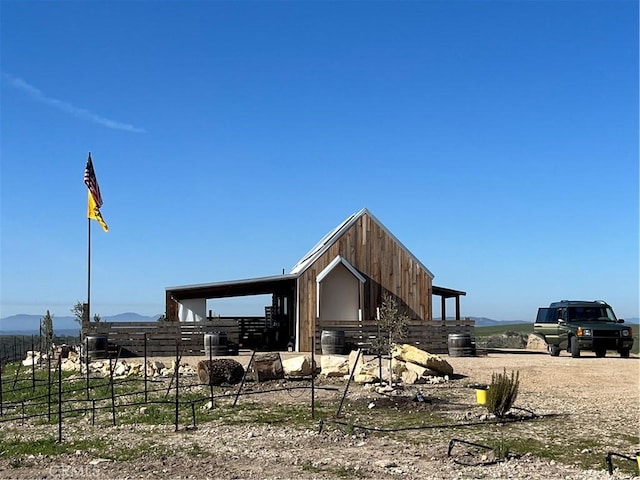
[570,336,581,358]
[619,349,631,358]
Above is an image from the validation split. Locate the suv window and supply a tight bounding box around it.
[567,306,617,322]
[536,308,557,323]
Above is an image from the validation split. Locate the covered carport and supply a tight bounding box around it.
[165,274,297,350]
[432,286,467,321]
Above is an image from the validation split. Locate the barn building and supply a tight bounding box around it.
[164,208,470,353]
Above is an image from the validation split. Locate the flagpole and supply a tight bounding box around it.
[87,216,91,329]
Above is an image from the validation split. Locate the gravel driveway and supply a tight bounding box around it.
[0,350,638,480]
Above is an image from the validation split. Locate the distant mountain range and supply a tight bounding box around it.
[0,313,637,335]
[0,312,163,335]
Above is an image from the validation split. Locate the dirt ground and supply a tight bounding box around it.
[0,349,638,480]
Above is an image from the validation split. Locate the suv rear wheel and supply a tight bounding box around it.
[570,336,581,358]
[594,348,606,358]
[549,345,561,357]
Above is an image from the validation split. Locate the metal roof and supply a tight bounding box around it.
[432,285,467,298]
[290,208,435,278]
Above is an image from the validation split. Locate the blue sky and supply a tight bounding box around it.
[1,1,638,322]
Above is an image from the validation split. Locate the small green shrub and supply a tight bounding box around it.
[486,368,519,418]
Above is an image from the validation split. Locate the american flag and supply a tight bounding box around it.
[84,153,103,208]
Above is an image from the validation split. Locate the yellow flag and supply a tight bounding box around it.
[87,190,109,232]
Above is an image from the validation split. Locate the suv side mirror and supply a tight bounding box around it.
[617,319,625,323]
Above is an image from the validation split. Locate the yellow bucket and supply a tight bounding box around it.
[475,388,488,405]
[636,451,640,470]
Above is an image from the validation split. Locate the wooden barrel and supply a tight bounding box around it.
[86,335,108,360]
[448,333,475,357]
[321,330,345,355]
[204,332,228,356]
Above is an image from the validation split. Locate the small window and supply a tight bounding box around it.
[536,308,557,323]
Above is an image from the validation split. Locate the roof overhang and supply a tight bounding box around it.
[166,274,297,301]
[316,255,367,284]
[432,285,467,298]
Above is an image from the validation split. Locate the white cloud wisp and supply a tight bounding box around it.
[3,73,145,133]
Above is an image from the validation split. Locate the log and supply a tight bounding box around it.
[197,359,244,386]
[250,353,284,382]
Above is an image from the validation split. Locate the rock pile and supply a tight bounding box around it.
[25,351,197,378]
[316,344,453,385]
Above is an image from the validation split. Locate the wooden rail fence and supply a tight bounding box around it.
[84,317,474,356]
[84,317,267,357]
[315,318,475,354]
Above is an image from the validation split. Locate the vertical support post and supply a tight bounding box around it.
[57,356,62,443]
[208,335,214,407]
[31,335,35,392]
[85,337,90,401]
[0,358,3,416]
[47,353,51,422]
[92,399,96,426]
[109,353,116,426]
[87,216,91,337]
[39,323,42,366]
[310,336,315,419]
[174,340,179,432]
[143,333,148,403]
[377,309,383,385]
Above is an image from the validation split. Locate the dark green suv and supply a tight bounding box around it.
[534,300,633,358]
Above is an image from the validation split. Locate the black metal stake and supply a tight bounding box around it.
[174,340,179,432]
[47,353,51,422]
[208,335,214,407]
[109,353,116,426]
[12,362,22,390]
[30,335,35,392]
[0,358,3,416]
[143,333,148,403]
[57,356,62,443]
[233,350,256,407]
[85,337,90,401]
[335,349,362,418]
[310,336,315,419]
[190,402,197,429]
[92,400,96,426]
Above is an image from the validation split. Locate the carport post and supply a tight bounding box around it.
[310,336,315,419]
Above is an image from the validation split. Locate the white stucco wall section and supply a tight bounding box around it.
[316,256,366,322]
[177,299,206,322]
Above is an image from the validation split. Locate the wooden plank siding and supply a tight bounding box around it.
[298,214,435,351]
[314,319,474,354]
[84,318,266,357]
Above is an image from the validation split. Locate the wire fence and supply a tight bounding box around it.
[0,339,337,443]
[0,334,80,364]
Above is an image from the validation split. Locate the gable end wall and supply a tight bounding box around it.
[297,214,432,351]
